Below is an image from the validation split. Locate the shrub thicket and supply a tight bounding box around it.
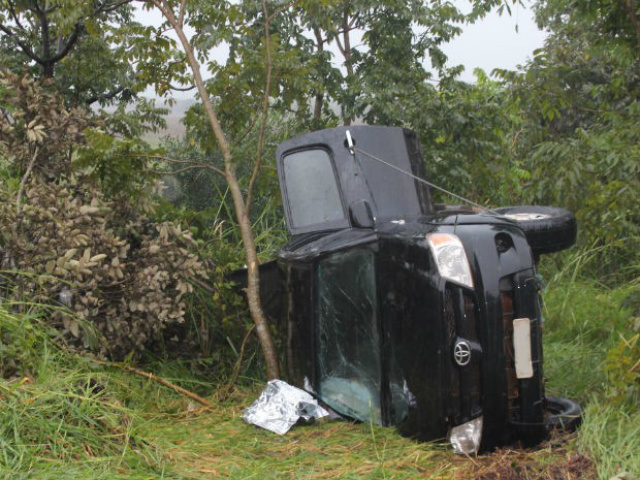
[0,72,208,360]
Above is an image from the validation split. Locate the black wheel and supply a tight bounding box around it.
[494,206,577,256]
[545,395,582,431]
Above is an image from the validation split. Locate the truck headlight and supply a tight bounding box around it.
[427,233,474,288]
[448,416,483,455]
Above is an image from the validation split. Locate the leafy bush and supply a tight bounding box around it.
[496,12,640,280]
[0,73,90,179]
[0,177,207,358]
[0,73,209,359]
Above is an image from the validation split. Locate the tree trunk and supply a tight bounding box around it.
[37,4,54,78]
[227,171,280,380]
[623,0,640,48]
[162,2,280,379]
[313,26,324,125]
[342,5,353,126]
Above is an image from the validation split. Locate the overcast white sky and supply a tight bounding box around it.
[443,1,546,81]
[139,1,547,99]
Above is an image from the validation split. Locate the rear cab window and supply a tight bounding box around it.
[282,149,346,230]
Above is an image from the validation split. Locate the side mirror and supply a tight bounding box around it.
[349,200,375,229]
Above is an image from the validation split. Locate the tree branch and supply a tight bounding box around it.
[157,0,177,24]
[623,0,640,48]
[133,153,226,177]
[32,0,44,15]
[49,23,82,64]
[0,23,44,64]
[151,165,204,175]
[6,0,27,32]
[167,83,195,91]
[313,26,325,122]
[341,3,354,125]
[348,11,360,29]
[36,2,51,71]
[0,108,15,127]
[96,360,217,410]
[94,0,133,16]
[43,3,60,14]
[268,0,296,21]
[228,324,255,390]
[246,0,273,211]
[85,85,130,106]
[190,276,216,294]
[234,110,260,145]
[333,29,346,58]
[16,146,39,217]
[178,0,187,28]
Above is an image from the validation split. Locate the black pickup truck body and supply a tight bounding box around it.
[259,125,579,452]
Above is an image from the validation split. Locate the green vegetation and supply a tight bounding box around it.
[3,279,637,480]
[542,272,640,479]
[1,0,639,477]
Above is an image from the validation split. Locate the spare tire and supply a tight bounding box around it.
[545,395,582,432]
[494,206,577,255]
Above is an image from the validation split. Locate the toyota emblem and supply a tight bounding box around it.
[454,340,472,367]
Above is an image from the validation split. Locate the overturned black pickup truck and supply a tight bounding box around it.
[243,125,581,453]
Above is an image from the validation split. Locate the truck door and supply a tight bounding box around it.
[316,248,382,423]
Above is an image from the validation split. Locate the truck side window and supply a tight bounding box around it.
[283,149,345,228]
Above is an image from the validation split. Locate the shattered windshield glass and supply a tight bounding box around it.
[316,248,381,424]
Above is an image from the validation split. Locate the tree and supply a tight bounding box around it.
[286,0,514,127]
[187,0,518,133]
[136,0,281,379]
[535,0,640,51]
[0,0,139,106]
[494,0,640,277]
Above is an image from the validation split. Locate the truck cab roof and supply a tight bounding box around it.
[276,125,433,236]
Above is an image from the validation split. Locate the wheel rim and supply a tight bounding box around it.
[502,212,551,221]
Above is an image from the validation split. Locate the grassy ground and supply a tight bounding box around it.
[136,389,598,480]
[0,373,597,480]
[1,274,638,480]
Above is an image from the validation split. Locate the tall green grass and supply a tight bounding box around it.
[0,306,181,479]
[540,257,640,479]
[579,403,640,479]
[542,280,634,402]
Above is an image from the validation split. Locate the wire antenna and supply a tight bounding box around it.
[353,147,498,215]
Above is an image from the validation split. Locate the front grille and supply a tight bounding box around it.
[464,293,478,341]
[500,282,520,422]
[463,293,481,413]
[445,288,461,419]
[446,285,481,422]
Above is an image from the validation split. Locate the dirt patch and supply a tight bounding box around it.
[453,433,597,480]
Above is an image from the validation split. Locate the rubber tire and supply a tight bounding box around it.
[545,395,582,432]
[494,206,577,256]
